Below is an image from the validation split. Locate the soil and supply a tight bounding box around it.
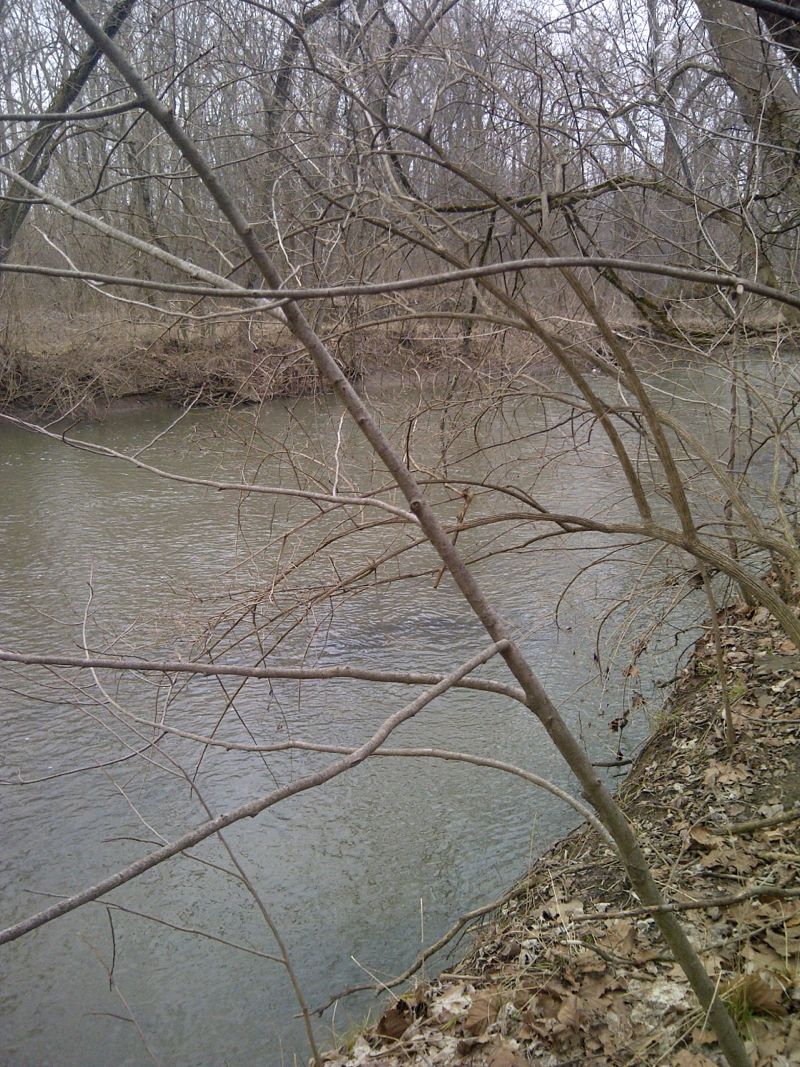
[321,587,800,1067]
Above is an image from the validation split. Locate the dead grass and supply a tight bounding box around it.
[0,315,328,414]
[3,300,798,419]
[0,308,550,415]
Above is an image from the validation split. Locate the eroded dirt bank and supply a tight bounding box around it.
[323,592,800,1067]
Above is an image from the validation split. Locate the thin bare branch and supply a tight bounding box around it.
[0,641,509,946]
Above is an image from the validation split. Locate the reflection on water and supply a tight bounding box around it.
[0,386,706,1067]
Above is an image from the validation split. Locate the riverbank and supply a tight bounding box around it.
[0,334,327,414]
[0,336,491,416]
[323,590,800,1066]
[4,308,800,419]
[0,309,487,414]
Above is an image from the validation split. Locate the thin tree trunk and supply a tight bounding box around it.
[0,0,137,264]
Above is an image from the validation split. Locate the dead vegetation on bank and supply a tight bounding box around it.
[0,331,325,414]
[0,304,430,412]
[3,291,800,421]
[5,301,792,418]
[323,589,800,1067]
[0,318,475,414]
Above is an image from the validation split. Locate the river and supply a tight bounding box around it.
[0,382,707,1066]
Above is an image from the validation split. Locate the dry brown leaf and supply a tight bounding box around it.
[745,976,785,1017]
[535,991,562,1020]
[740,941,789,974]
[512,989,532,1011]
[574,951,607,975]
[581,975,617,1001]
[498,939,521,962]
[698,849,726,869]
[765,925,800,957]
[556,993,582,1027]
[577,989,608,1019]
[595,1024,617,1054]
[376,999,413,1039]
[430,983,471,1021]
[487,1043,528,1067]
[724,973,785,1018]
[691,1026,719,1046]
[731,851,759,874]
[704,761,746,786]
[689,826,722,849]
[748,1018,791,1062]
[524,1013,558,1041]
[674,1050,720,1067]
[548,897,584,922]
[786,1017,800,1063]
[634,947,664,964]
[463,988,503,1036]
[726,650,752,664]
[602,919,636,956]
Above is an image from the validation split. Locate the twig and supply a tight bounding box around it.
[572,884,800,922]
[0,646,526,705]
[0,413,417,523]
[312,880,522,1015]
[0,642,508,945]
[721,807,800,834]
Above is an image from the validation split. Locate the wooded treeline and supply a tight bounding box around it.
[3,0,800,370]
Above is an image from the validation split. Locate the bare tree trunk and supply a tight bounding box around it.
[695,0,800,294]
[0,0,137,264]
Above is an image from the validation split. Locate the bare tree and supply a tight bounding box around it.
[7,2,800,1064]
[0,0,137,264]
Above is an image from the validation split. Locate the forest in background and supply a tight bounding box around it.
[3,0,800,404]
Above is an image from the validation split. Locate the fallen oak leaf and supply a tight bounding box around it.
[487,1043,528,1067]
[376,999,414,1039]
[688,826,724,849]
[673,1050,721,1067]
[556,993,583,1028]
[747,1017,793,1062]
[429,983,471,1022]
[463,988,504,1036]
[523,1013,558,1041]
[601,919,636,956]
[704,761,748,786]
[534,991,563,1020]
[699,849,758,874]
[691,1026,719,1046]
[573,951,608,975]
[764,925,800,957]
